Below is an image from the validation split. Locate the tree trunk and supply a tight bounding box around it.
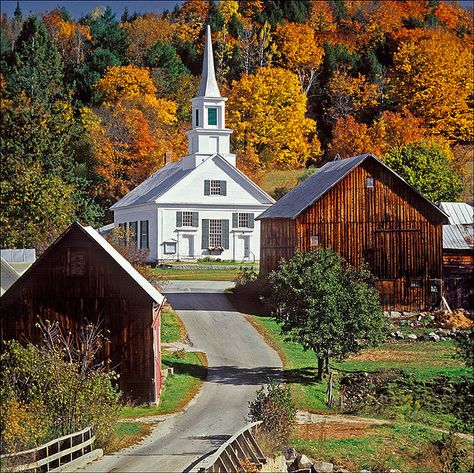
[325,353,330,375]
[316,355,324,381]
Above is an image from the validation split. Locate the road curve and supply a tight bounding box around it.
[82,281,281,473]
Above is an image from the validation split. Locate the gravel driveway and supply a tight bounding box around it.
[82,281,282,473]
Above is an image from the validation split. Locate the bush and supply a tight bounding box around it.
[248,378,296,451]
[0,320,121,454]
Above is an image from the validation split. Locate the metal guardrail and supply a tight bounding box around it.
[193,421,266,473]
[0,426,95,472]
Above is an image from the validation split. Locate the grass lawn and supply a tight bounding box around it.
[291,422,473,472]
[246,315,469,413]
[153,267,240,281]
[169,260,258,267]
[261,168,306,195]
[107,422,152,453]
[120,351,207,419]
[161,305,186,343]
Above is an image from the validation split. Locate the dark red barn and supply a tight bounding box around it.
[0,222,166,404]
[257,154,449,311]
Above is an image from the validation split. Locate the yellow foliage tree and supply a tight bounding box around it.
[95,65,158,104]
[325,71,379,121]
[391,29,473,142]
[122,14,173,66]
[275,22,324,95]
[172,0,208,43]
[226,67,318,169]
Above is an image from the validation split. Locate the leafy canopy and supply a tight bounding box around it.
[269,249,387,378]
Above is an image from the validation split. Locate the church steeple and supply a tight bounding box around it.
[182,25,235,170]
[197,25,221,98]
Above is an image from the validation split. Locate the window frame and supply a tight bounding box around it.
[181,211,193,227]
[209,219,222,247]
[238,213,250,228]
[208,107,217,126]
[140,220,149,250]
[210,180,222,195]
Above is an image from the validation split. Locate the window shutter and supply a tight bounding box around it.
[202,219,209,249]
[249,213,255,228]
[176,211,182,227]
[232,213,238,228]
[221,219,229,249]
[204,180,210,195]
[220,180,227,196]
[192,212,199,227]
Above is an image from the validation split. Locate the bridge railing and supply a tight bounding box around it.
[0,426,95,472]
[193,421,266,473]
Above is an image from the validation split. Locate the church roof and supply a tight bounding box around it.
[196,25,220,98]
[257,154,448,221]
[111,154,274,209]
[110,161,192,209]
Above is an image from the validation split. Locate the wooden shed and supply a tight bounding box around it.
[0,222,166,404]
[439,202,474,310]
[257,154,448,311]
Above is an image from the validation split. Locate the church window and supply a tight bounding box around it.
[209,219,222,247]
[195,109,199,127]
[208,108,217,126]
[210,180,225,195]
[140,220,149,249]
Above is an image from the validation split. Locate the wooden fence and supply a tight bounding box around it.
[193,421,266,473]
[0,426,95,472]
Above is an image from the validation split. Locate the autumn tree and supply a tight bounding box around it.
[383,141,464,203]
[391,29,473,142]
[85,65,185,206]
[275,22,324,95]
[226,67,318,169]
[122,13,173,66]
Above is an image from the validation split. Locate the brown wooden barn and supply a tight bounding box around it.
[439,202,474,311]
[257,154,449,311]
[0,222,166,404]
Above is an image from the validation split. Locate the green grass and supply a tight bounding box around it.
[290,422,473,472]
[107,422,152,453]
[170,260,258,267]
[261,168,306,195]
[247,315,469,413]
[161,306,186,343]
[120,351,207,418]
[153,268,240,281]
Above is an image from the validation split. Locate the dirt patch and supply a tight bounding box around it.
[295,422,374,440]
[349,348,422,363]
[434,309,473,329]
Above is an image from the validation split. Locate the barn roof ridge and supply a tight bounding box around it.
[257,153,448,222]
[1,222,165,305]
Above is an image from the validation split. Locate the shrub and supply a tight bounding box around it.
[0,320,121,453]
[248,378,296,451]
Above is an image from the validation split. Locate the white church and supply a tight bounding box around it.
[111,26,274,262]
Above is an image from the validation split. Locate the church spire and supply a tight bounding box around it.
[197,25,220,98]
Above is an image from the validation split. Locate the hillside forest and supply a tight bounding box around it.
[1,0,473,250]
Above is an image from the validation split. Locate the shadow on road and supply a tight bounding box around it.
[163,361,317,387]
[165,293,236,311]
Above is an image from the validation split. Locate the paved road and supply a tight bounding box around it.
[82,281,281,473]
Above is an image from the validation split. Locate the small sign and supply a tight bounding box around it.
[69,250,86,276]
[310,235,319,247]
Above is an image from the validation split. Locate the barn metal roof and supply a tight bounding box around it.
[111,161,192,209]
[81,225,166,305]
[257,154,448,221]
[439,202,474,225]
[443,224,474,250]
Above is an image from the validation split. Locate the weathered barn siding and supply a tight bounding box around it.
[443,252,474,310]
[259,156,446,311]
[1,224,162,404]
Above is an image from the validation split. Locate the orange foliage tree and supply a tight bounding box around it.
[84,66,186,205]
[122,13,173,66]
[226,67,318,170]
[391,29,473,142]
[172,0,208,43]
[275,22,324,95]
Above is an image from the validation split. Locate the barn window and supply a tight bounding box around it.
[208,107,217,126]
[310,235,319,247]
[410,279,422,288]
[365,176,374,188]
[140,220,149,249]
[68,249,86,276]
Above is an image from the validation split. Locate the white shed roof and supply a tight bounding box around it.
[439,202,474,225]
